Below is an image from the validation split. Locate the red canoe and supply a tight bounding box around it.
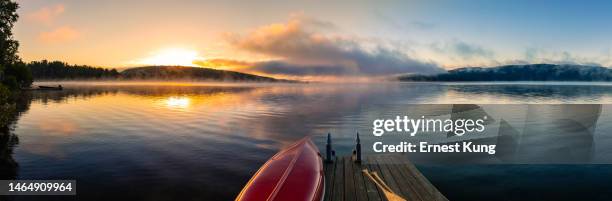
[236,137,325,201]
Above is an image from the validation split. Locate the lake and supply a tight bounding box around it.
[3,81,612,201]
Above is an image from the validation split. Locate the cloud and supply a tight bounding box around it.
[27,4,65,25]
[252,61,349,76]
[517,48,607,66]
[222,17,443,76]
[431,39,494,60]
[452,41,494,59]
[195,59,347,75]
[38,26,80,44]
[441,46,612,68]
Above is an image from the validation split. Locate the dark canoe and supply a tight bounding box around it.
[38,85,63,90]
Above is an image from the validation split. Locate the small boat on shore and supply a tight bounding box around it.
[236,137,324,201]
[38,85,63,90]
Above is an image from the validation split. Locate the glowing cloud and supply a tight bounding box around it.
[27,4,65,25]
[38,26,80,44]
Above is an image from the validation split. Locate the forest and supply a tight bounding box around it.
[399,64,612,82]
[29,60,119,80]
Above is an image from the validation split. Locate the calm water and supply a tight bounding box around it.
[3,81,612,200]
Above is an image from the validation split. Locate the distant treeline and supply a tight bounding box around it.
[399,64,612,82]
[27,61,287,82]
[29,60,119,80]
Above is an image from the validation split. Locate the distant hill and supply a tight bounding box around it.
[120,66,285,82]
[30,61,289,82]
[398,64,612,81]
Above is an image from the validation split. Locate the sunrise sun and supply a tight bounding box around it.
[137,48,203,66]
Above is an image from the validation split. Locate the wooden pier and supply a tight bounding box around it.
[323,154,448,201]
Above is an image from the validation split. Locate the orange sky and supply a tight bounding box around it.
[13,0,612,80]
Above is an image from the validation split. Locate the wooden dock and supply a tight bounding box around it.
[323,154,448,201]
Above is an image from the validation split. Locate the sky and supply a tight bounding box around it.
[13,0,612,79]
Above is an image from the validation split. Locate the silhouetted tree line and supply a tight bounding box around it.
[29,60,120,80]
[1,0,31,128]
[0,0,27,183]
[399,64,612,82]
[0,0,32,90]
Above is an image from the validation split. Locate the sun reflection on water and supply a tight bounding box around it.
[165,96,191,108]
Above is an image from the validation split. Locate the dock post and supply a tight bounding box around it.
[354,133,362,163]
[325,133,334,163]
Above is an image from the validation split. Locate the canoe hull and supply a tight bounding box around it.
[38,86,63,90]
[236,137,324,201]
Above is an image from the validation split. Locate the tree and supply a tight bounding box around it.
[0,0,31,88]
[0,2,21,180]
[5,62,31,86]
[28,60,120,80]
[0,0,19,67]
[0,0,21,127]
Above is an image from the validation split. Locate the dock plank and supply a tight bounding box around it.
[390,155,448,201]
[364,157,383,201]
[371,155,403,198]
[390,157,434,201]
[323,158,336,201]
[332,157,344,201]
[352,161,368,201]
[378,155,422,201]
[343,157,356,201]
[323,154,446,201]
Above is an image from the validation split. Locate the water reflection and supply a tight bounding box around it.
[446,83,612,102]
[4,82,612,201]
[0,127,19,179]
[165,97,191,109]
[0,91,32,181]
[361,104,609,164]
